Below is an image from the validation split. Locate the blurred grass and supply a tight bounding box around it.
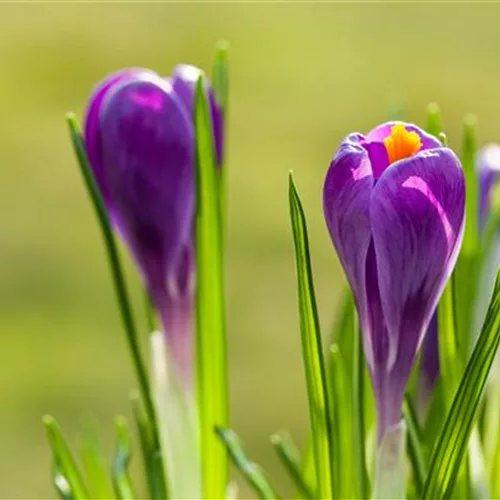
[2,2,500,498]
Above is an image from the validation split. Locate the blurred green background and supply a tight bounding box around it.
[2,2,500,498]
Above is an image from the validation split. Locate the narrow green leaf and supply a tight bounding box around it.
[212,40,229,119]
[330,344,355,499]
[300,289,354,497]
[353,311,369,499]
[130,392,167,500]
[462,114,479,255]
[211,41,229,237]
[422,271,500,499]
[288,174,334,499]
[44,416,90,499]
[270,432,313,499]
[426,102,442,138]
[438,279,462,409]
[194,75,229,499]
[112,417,136,500]
[66,114,157,441]
[52,460,74,500]
[404,395,427,496]
[79,422,114,499]
[216,428,278,500]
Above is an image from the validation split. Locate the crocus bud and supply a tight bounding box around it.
[84,67,222,386]
[323,122,465,442]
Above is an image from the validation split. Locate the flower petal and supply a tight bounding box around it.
[171,64,224,166]
[98,74,194,295]
[370,148,465,370]
[323,134,376,368]
[84,68,157,209]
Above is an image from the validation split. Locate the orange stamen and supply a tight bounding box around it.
[384,124,423,164]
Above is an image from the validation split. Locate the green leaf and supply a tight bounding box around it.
[52,460,74,500]
[66,114,158,441]
[112,417,136,500]
[288,174,334,499]
[79,421,114,499]
[212,40,229,119]
[352,310,370,499]
[426,102,442,139]
[329,344,355,498]
[194,75,229,499]
[403,395,427,496]
[270,432,313,499]
[438,279,462,409]
[422,271,500,499]
[461,114,479,256]
[130,392,167,500]
[44,416,90,499]
[216,428,278,500]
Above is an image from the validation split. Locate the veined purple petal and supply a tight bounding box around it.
[97,74,194,299]
[323,134,376,368]
[370,147,465,383]
[84,68,157,209]
[171,64,224,166]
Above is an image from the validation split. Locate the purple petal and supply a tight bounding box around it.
[371,148,465,372]
[97,74,194,297]
[171,64,224,166]
[366,121,442,151]
[84,68,157,209]
[323,134,376,368]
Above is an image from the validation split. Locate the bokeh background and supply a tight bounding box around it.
[2,2,500,498]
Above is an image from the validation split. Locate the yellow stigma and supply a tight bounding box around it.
[384,124,423,164]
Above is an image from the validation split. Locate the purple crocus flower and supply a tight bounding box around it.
[323,122,466,441]
[84,67,223,386]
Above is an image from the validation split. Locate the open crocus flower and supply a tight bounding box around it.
[84,66,223,386]
[323,122,465,442]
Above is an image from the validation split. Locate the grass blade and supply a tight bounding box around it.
[66,114,157,442]
[288,174,334,499]
[426,102,442,139]
[212,40,229,121]
[79,421,114,499]
[353,310,369,499]
[44,416,90,499]
[270,432,313,499]
[130,392,167,500]
[194,75,229,499]
[216,428,278,500]
[438,279,462,409]
[52,460,74,500]
[404,395,427,496]
[112,417,136,500]
[422,271,500,499]
[330,344,355,498]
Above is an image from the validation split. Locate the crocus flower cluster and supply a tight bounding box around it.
[323,122,466,441]
[84,65,223,386]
